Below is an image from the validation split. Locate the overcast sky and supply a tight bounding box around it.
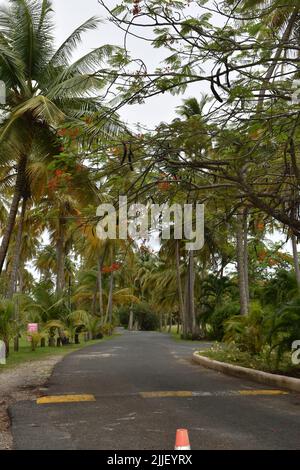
[51,0,212,129]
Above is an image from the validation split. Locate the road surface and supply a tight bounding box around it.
[9,330,300,449]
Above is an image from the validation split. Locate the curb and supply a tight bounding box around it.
[192,352,300,393]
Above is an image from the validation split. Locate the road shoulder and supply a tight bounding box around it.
[0,355,64,450]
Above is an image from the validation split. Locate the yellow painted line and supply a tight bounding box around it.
[238,390,289,396]
[140,391,193,398]
[37,394,96,404]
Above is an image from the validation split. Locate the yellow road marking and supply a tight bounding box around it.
[238,390,288,396]
[140,391,193,398]
[37,394,96,404]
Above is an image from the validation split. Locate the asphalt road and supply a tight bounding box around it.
[9,330,300,450]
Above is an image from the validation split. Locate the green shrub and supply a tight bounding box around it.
[268,297,300,367]
[224,301,269,355]
[118,306,130,327]
[100,322,114,336]
[30,333,41,351]
[207,301,240,340]
[259,270,298,307]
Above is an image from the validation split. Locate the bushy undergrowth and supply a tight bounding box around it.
[201,269,300,370]
[118,303,159,331]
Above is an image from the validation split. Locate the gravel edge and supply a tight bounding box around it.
[0,355,64,450]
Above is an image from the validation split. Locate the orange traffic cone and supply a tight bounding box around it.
[175,429,191,450]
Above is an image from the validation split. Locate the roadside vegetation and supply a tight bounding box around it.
[0,334,112,371]
[0,0,300,377]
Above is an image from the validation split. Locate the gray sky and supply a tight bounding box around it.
[52,0,210,129]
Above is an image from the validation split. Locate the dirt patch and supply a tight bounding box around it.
[0,356,64,450]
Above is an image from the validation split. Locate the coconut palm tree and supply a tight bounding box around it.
[0,0,116,275]
[227,0,300,104]
[176,95,210,119]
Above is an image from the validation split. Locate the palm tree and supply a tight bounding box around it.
[227,0,300,105]
[176,95,210,119]
[0,0,115,275]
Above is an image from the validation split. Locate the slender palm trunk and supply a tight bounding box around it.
[8,197,27,299]
[243,209,250,303]
[56,216,66,295]
[189,250,196,335]
[92,287,97,316]
[7,197,27,352]
[291,233,300,289]
[105,271,114,325]
[183,251,196,338]
[128,306,134,331]
[237,209,249,315]
[68,277,72,311]
[183,275,188,337]
[0,156,27,276]
[97,256,104,320]
[175,240,184,333]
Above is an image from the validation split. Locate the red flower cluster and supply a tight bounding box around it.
[158,181,170,191]
[48,169,71,192]
[57,128,80,139]
[101,263,122,273]
[133,0,141,16]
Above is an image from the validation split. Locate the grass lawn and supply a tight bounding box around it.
[0,334,117,371]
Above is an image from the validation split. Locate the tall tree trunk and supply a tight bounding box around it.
[7,197,27,352]
[0,156,27,275]
[97,255,104,321]
[182,252,196,338]
[68,277,72,311]
[168,313,172,333]
[175,240,184,334]
[291,233,300,289]
[237,209,249,315]
[56,216,66,295]
[188,250,196,336]
[7,197,27,299]
[128,306,134,331]
[183,274,189,338]
[243,209,250,303]
[92,286,97,316]
[105,271,114,325]
[159,313,162,332]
